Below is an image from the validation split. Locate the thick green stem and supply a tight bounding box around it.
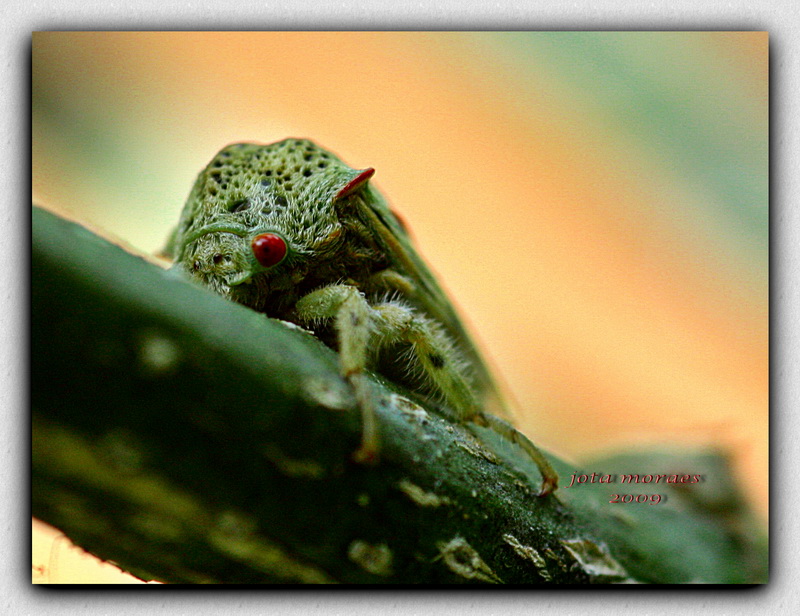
[31,206,766,584]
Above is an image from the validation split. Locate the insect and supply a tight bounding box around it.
[164,139,558,496]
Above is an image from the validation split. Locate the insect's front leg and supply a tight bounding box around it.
[293,281,472,466]
[293,284,380,464]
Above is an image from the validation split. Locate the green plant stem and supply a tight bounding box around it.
[31,206,766,585]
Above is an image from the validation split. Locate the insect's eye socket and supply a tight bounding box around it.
[251,233,288,268]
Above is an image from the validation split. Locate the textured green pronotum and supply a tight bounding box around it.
[32,205,766,584]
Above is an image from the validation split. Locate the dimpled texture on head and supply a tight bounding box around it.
[174,139,358,259]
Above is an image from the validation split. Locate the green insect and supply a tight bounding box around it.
[165,138,558,496]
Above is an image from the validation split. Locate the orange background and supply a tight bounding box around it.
[32,32,768,582]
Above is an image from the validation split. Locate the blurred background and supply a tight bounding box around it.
[32,31,768,582]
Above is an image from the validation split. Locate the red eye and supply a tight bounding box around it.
[251,233,288,268]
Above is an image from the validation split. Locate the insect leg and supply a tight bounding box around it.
[367,269,417,297]
[372,301,480,415]
[295,288,558,494]
[294,284,379,463]
[374,300,559,497]
[469,413,559,496]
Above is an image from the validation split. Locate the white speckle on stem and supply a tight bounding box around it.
[274,318,314,335]
[436,536,502,583]
[559,538,633,582]
[137,330,181,375]
[455,437,500,465]
[302,376,354,411]
[502,533,551,581]
[388,393,429,423]
[348,540,393,576]
[396,479,451,508]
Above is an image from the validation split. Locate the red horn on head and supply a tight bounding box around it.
[336,168,375,200]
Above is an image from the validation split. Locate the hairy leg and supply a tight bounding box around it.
[374,300,558,496]
[371,301,479,416]
[294,284,378,462]
[294,282,558,495]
